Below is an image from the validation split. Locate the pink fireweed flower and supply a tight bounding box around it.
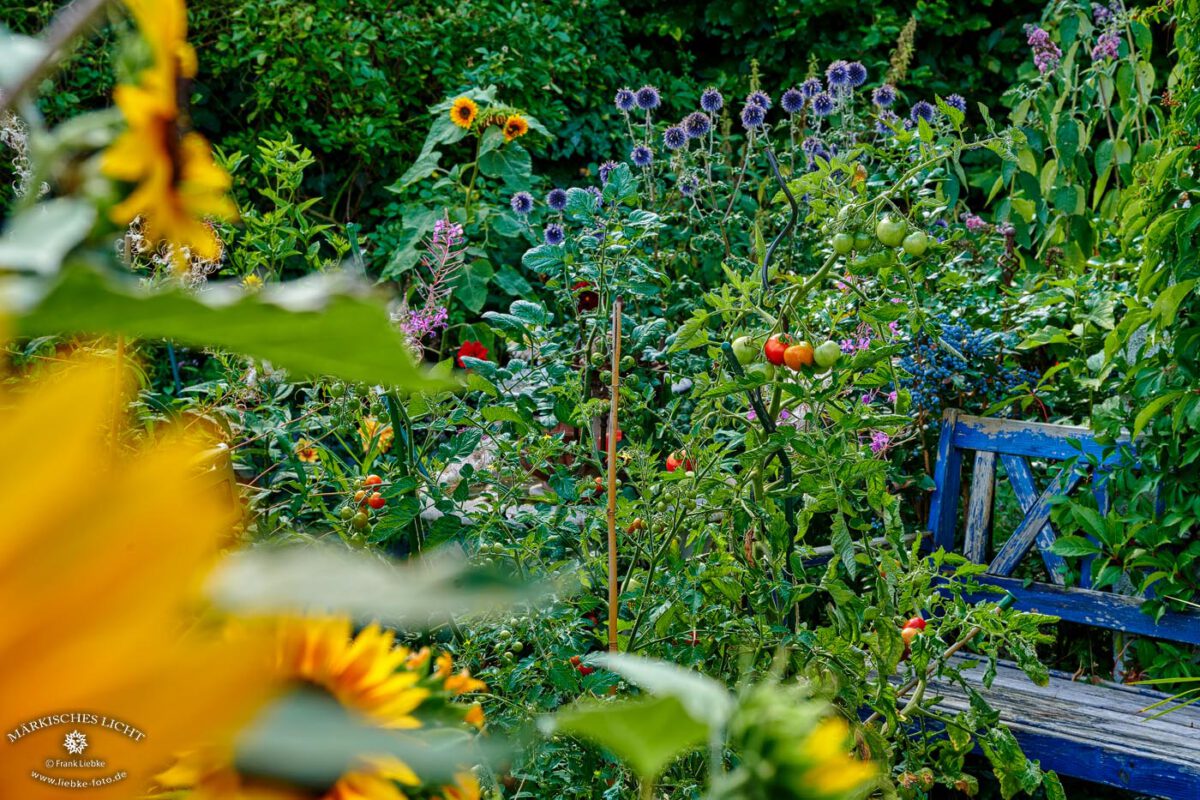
[868,430,891,454]
[964,213,987,232]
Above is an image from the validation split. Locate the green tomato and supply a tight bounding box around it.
[620,355,635,370]
[590,351,605,367]
[831,233,854,255]
[902,231,930,257]
[497,629,512,641]
[626,374,639,387]
[814,341,842,369]
[511,640,524,653]
[328,382,346,398]
[599,370,612,383]
[339,506,355,521]
[853,232,874,251]
[352,512,369,531]
[875,215,907,247]
[732,336,758,365]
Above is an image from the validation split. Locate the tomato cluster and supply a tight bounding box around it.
[761,334,841,373]
[900,615,926,659]
[341,473,387,530]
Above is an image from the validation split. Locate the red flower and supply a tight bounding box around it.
[573,281,599,311]
[456,340,489,368]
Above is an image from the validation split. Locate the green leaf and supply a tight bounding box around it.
[493,267,533,297]
[479,143,532,188]
[1049,535,1102,558]
[591,653,734,732]
[521,244,564,273]
[1151,280,1196,327]
[543,694,708,782]
[0,199,96,274]
[456,259,494,313]
[831,515,857,579]
[6,265,453,391]
[1134,391,1185,438]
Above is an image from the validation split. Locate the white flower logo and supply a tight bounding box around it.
[63,730,88,755]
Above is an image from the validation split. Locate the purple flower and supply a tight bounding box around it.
[781,87,805,114]
[811,92,835,117]
[1092,31,1120,60]
[1092,2,1112,23]
[432,217,464,247]
[800,77,822,98]
[700,87,724,113]
[910,100,936,122]
[964,213,987,232]
[826,60,851,88]
[663,125,688,150]
[630,144,653,167]
[510,191,533,215]
[598,160,619,185]
[887,390,898,403]
[683,111,712,138]
[615,87,636,112]
[846,62,868,87]
[869,430,891,454]
[875,110,899,135]
[1025,25,1062,74]
[747,90,772,109]
[400,304,449,340]
[544,223,565,246]
[746,408,757,421]
[679,175,699,196]
[635,85,661,110]
[872,84,897,108]
[584,186,603,208]
[740,103,765,128]
[546,188,568,210]
[944,93,967,113]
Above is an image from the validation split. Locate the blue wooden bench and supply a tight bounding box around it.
[926,409,1200,799]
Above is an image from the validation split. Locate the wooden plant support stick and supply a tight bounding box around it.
[606,298,623,653]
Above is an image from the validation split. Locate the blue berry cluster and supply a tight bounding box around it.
[898,316,1039,413]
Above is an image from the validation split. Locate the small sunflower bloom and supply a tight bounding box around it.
[358,416,394,454]
[450,96,478,129]
[294,440,319,463]
[503,114,530,141]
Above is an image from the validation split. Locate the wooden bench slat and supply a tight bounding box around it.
[999,454,1067,585]
[988,466,1084,577]
[923,656,1200,799]
[963,451,995,563]
[951,415,1131,462]
[958,575,1200,647]
[929,409,964,552]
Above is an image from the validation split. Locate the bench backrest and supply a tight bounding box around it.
[927,408,1200,647]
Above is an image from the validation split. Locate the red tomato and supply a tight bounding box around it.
[901,626,921,646]
[577,665,595,676]
[665,450,693,472]
[364,474,383,487]
[367,492,386,510]
[569,655,582,666]
[763,334,791,366]
[904,616,927,631]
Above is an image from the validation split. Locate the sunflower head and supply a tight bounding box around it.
[295,440,319,463]
[503,114,529,142]
[358,416,394,454]
[450,96,478,130]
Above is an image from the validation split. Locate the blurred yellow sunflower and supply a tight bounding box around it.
[502,114,529,142]
[296,439,320,463]
[102,0,236,263]
[0,355,277,799]
[359,416,394,454]
[798,717,877,797]
[159,618,486,800]
[449,97,478,129]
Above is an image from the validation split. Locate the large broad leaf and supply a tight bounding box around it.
[4,265,455,391]
[542,694,708,782]
[589,653,733,732]
[0,199,95,274]
[238,688,507,787]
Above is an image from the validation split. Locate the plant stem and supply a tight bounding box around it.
[607,297,623,652]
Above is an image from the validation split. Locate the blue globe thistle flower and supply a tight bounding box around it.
[872,84,897,108]
[597,160,619,185]
[781,87,805,114]
[800,77,822,98]
[811,92,835,117]
[584,186,604,208]
[546,188,568,211]
[740,103,765,129]
[846,62,868,87]
[630,144,653,167]
[544,223,565,246]
[700,87,724,113]
[663,125,688,150]
[746,90,772,110]
[875,110,899,135]
[510,191,534,216]
[910,100,936,122]
[825,60,850,89]
[944,94,967,113]
[679,175,699,197]
[635,85,661,110]
[614,87,636,112]
[683,111,711,138]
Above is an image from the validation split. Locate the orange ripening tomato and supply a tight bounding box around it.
[783,342,814,371]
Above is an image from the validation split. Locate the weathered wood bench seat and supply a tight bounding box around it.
[928,655,1200,799]
[926,410,1200,799]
